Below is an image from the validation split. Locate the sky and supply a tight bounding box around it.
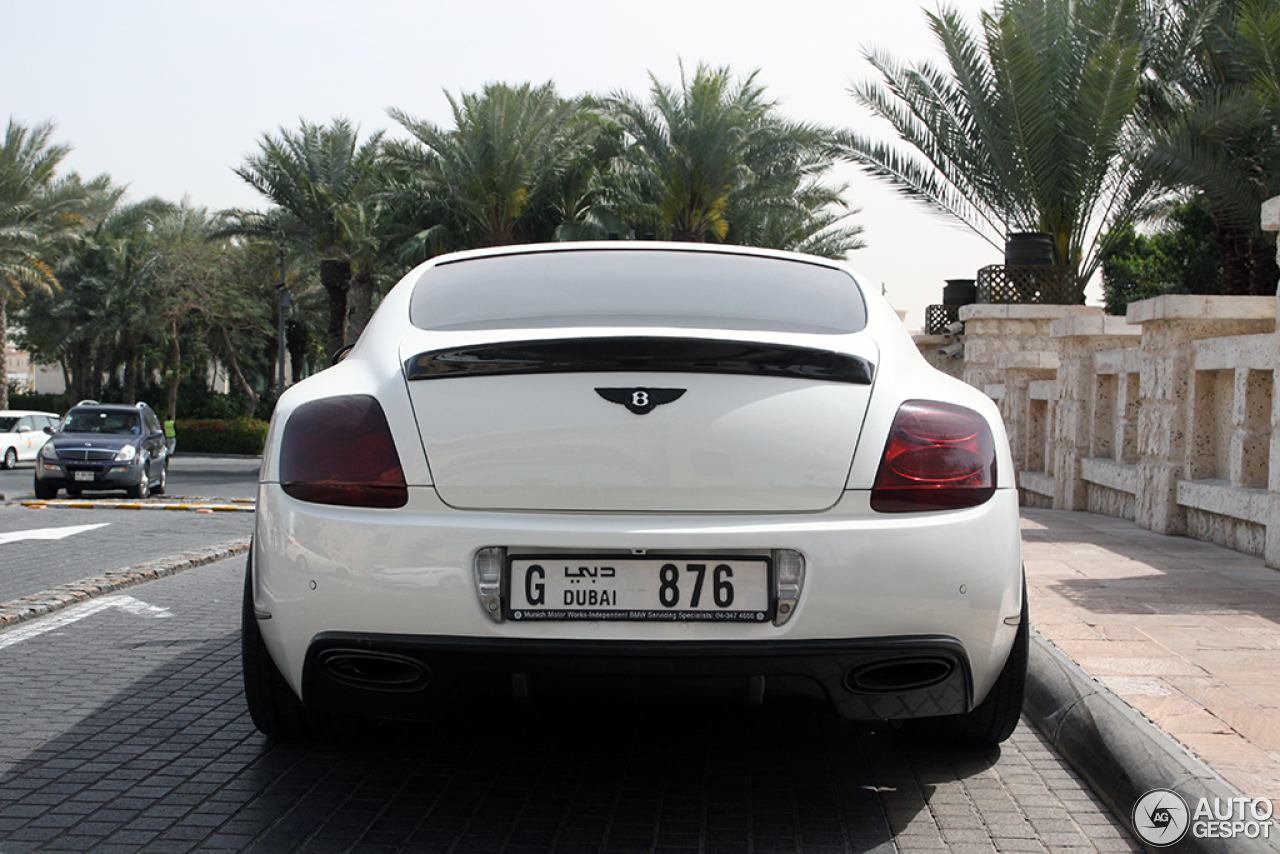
[2,0,1019,331]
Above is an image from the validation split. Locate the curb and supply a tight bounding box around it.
[0,538,251,629]
[1025,629,1280,854]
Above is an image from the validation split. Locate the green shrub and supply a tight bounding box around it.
[174,419,269,455]
[7,390,71,414]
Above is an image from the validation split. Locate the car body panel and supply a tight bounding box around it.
[253,486,1022,708]
[405,365,876,512]
[35,402,169,495]
[0,411,59,464]
[252,242,1024,725]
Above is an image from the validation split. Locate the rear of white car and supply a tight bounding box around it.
[245,243,1024,743]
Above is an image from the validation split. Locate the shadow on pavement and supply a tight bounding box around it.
[0,631,913,853]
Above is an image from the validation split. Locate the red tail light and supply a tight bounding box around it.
[279,395,408,508]
[870,400,997,513]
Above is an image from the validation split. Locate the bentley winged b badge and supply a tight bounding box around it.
[595,387,686,415]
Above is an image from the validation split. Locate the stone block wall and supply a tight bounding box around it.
[909,199,1280,564]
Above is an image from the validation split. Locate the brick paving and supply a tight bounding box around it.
[0,553,1140,853]
[1023,508,1280,809]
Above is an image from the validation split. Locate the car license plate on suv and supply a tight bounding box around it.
[73,471,95,482]
[506,555,771,622]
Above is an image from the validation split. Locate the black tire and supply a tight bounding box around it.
[956,587,1028,745]
[3,447,16,470]
[242,553,339,740]
[33,480,58,500]
[152,461,167,496]
[946,588,1029,746]
[127,457,149,499]
[901,585,1028,748]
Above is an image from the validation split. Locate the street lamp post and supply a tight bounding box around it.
[276,246,290,395]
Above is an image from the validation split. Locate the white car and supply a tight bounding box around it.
[245,243,1025,744]
[0,410,60,469]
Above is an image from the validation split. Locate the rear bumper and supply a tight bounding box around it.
[302,633,973,722]
[253,485,1023,717]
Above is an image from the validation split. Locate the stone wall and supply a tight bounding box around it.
[908,195,1280,565]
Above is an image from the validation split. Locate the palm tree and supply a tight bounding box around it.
[0,119,106,409]
[386,82,598,248]
[46,196,177,403]
[841,0,1159,291]
[721,140,865,258]
[226,119,384,359]
[1137,0,1280,294]
[599,64,860,255]
[1239,0,1280,126]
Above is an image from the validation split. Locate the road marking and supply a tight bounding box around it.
[22,501,254,512]
[0,523,110,545]
[0,594,171,650]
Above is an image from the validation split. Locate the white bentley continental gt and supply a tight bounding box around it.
[244,242,1025,744]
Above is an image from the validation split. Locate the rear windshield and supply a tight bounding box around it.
[409,249,866,335]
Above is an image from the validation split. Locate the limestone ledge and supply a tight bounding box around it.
[1049,313,1139,338]
[1028,379,1055,401]
[1094,348,1141,375]
[995,351,1060,371]
[1191,333,1276,371]
[1127,294,1275,326]
[1017,470,1054,499]
[1177,479,1272,525]
[959,304,1097,322]
[1080,457,1138,495]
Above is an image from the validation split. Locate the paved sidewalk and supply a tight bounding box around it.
[1022,508,1280,810]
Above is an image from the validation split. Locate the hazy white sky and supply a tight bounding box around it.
[3,0,1020,330]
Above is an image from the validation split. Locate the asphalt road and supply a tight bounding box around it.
[0,455,261,503]
[0,456,258,603]
[0,461,1145,853]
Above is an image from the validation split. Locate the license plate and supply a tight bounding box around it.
[73,471,95,482]
[507,555,771,622]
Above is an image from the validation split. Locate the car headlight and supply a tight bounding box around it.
[40,443,58,460]
[114,445,137,462]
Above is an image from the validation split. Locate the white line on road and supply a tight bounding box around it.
[0,523,110,545]
[0,594,172,651]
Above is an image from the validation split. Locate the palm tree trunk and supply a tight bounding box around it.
[166,317,181,423]
[320,258,351,362]
[221,327,259,420]
[1208,229,1269,295]
[122,329,137,404]
[89,350,104,400]
[0,294,8,412]
[1249,239,1280,296]
[286,320,308,383]
[481,227,518,247]
[70,340,93,402]
[347,269,376,343]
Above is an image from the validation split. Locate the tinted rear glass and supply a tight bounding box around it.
[409,250,866,335]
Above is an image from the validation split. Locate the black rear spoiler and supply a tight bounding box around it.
[404,337,874,385]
